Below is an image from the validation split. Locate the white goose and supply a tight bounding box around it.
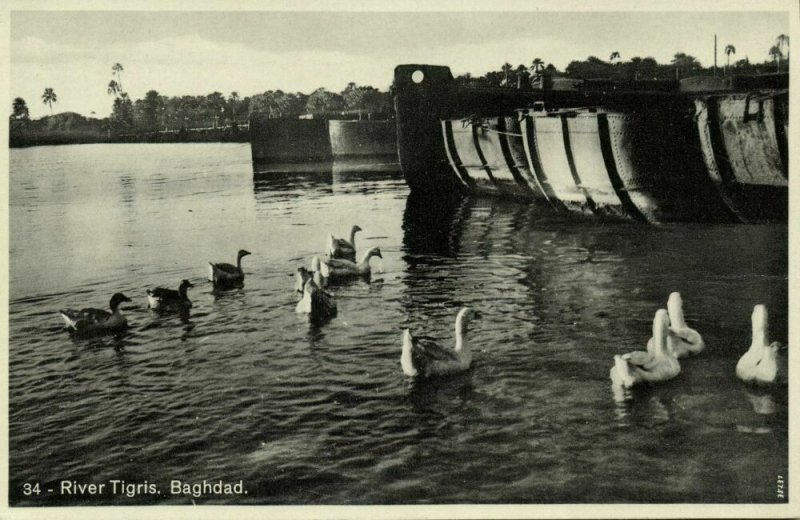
[736,304,786,384]
[327,225,362,262]
[319,247,382,280]
[610,309,681,389]
[401,307,480,378]
[666,292,705,358]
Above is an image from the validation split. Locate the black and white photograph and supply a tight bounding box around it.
[2,1,797,518]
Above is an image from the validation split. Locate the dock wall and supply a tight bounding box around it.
[328,120,397,157]
[250,116,397,163]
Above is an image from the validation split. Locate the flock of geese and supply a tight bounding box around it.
[58,224,786,392]
[609,293,787,391]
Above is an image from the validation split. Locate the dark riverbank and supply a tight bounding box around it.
[10,123,249,148]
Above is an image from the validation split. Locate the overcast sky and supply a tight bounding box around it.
[10,9,790,118]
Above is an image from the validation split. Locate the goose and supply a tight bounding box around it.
[295,278,337,319]
[666,292,705,358]
[59,292,132,336]
[209,249,251,288]
[328,225,362,262]
[147,279,194,311]
[610,309,680,389]
[401,307,480,378]
[319,247,382,280]
[295,267,312,293]
[295,257,326,293]
[736,304,787,384]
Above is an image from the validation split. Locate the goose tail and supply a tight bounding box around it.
[59,310,75,328]
[58,310,83,331]
[611,355,634,388]
[318,257,331,279]
[146,293,160,309]
[327,234,338,256]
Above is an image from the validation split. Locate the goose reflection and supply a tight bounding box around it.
[612,384,681,429]
[406,369,475,415]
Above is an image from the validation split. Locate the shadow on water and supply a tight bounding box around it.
[252,159,403,203]
[401,190,472,258]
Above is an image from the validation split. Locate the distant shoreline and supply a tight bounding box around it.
[9,125,249,148]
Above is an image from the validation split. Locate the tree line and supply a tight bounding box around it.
[454,35,790,88]
[11,62,394,137]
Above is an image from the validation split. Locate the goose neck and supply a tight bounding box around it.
[752,326,769,349]
[652,311,669,357]
[455,314,469,353]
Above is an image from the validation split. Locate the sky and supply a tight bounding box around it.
[9,8,791,119]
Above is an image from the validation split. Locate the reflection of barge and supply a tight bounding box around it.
[394,65,788,223]
[249,116,397,163]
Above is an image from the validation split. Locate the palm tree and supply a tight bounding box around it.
[107,80,120,97]
[41,88,57,115]
[11,97,29,120]
[501,62,513,86]
[769,45,783,72]
[776,34,790,67]
[724,45,736,75]
[229,91,239,122]
[112,63,124,92]
[515,64,528,88]
[530,58,544,75]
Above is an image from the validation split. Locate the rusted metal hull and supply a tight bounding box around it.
[394,64,788,224]
[695,96,788,223]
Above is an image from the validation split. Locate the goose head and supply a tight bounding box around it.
[456,307,481,332]
[352,225,363,234]
[237,249,252,261]
[110,293,132,312]
[667,292,686,328]
[366,247,383,260]
[653,308,671,356]
[180,279,194,290]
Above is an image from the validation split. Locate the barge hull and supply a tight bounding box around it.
[394,64,788,224]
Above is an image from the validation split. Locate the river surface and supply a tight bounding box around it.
[8,143,788,505]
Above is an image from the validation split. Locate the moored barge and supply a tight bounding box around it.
[394,64,788,223]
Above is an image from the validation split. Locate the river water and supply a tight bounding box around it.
[8,143,788,505]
